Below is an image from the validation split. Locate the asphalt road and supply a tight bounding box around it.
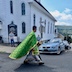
[0,50,72,72]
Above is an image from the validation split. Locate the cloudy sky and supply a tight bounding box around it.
[41,0,72,26]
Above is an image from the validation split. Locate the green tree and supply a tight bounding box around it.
[64,35,72,43]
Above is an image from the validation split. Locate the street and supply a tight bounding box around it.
[0,49,72,72]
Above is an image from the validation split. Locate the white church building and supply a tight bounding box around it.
[0,0,56,43]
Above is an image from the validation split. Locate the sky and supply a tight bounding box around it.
[41,0,72,26]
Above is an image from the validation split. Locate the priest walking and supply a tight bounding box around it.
[9,26,44,65]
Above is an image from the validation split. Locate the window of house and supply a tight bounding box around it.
[51,23,53,33]
[22,22,26,33]
[33,14,36,26]
[48,22,50,34]
[51,23,54,33]
[53,24,55,33]
[21,3,25,15]
[50,23,52,34]
[44,20,46,33]
[10,1,13,14]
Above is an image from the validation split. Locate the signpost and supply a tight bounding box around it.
[39,18,46,38]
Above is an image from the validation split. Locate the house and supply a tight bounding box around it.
[0,0,56,43]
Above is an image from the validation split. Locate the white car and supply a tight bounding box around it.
[39,38,65,54]
[63,40,71,50]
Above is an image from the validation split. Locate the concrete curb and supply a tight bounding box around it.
[0,45,16,53]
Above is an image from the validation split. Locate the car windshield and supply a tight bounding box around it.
[63,41,69,44]
[50,39,60,43]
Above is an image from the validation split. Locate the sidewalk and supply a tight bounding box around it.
[0,45,16,53]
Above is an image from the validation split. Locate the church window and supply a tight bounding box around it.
[50,23,52,33]
[10,1,13,14]
[21,3,25,15]
[22,22,26,33]
[48,22,50,34]
[33,14,36,26]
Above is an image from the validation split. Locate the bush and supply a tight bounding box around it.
[64,36,72,43]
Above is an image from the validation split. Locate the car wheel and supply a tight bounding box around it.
[68,46,71,50]
[57,48,61,55]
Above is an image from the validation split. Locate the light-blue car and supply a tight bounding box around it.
[39,38,65,54]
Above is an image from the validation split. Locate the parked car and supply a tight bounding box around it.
[63,40,71,50]
[39,38,65,54]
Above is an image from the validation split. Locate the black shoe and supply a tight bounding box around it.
[23,60,29,64]
[37,61,44,65]
[39,62,44,65]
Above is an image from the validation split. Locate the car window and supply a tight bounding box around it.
[50,39,60,43]
[63,41,69,44]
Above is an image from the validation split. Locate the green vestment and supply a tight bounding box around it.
[9,31,39,59]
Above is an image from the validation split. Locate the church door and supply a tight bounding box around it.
[8,23,17,36]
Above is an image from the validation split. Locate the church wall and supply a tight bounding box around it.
[31,5,55,41]
[0,0,56,43]
[0,0,31,43]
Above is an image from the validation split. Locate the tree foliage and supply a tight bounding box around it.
[64,35,72,43]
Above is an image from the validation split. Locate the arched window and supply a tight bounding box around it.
[22,22,26,33]
[10,1,13,14]
[48,22,50,34]
[21,3,25,15]
[50,23,52,34]
[33,14,36,26]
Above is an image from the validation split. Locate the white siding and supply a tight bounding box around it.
[31,5,55,40]
[0,0,56,43]
[0,0,31,43]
